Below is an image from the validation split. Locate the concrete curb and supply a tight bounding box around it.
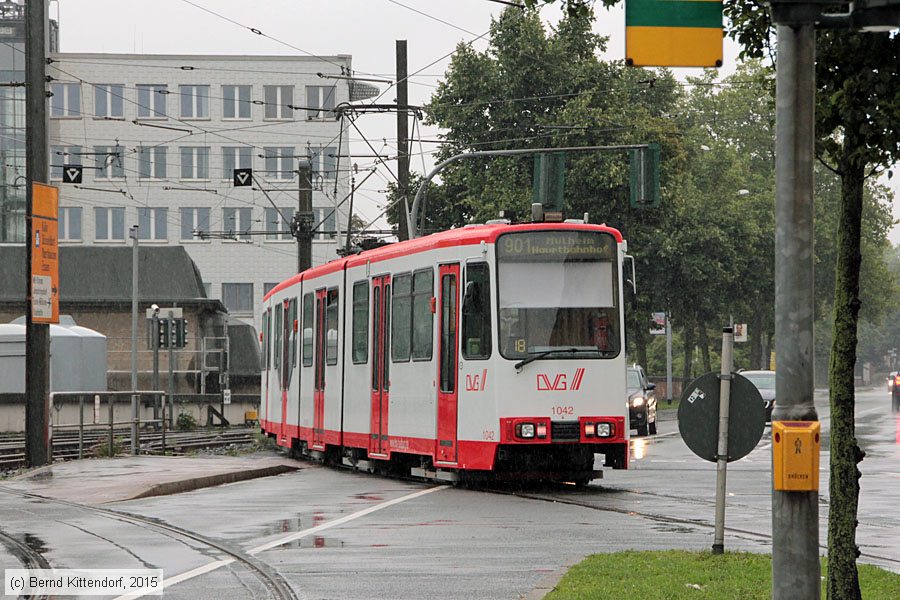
[121,464,300,503]
[523,558,580,600]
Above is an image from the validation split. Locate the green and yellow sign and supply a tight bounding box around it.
[625,0,723,68]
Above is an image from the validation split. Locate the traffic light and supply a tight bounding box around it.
[174,318,188,348]
[156,318,170,349]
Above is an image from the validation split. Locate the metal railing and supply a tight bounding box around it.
[49,391,168,459]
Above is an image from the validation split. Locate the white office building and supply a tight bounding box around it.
[47,53,373,332]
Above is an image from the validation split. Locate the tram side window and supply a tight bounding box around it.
[261,310,269,371]
[391,273,412,362]
[326,288,339,365]
[302,293,313,367]
[274,303,283,381]
[290,297,298,368]
[411,268,433,360]
[462,263,491,359]
[352,281,368,364]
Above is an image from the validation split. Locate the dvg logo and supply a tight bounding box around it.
[537,368,585,391]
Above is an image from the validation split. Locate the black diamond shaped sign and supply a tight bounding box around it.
[233,168,252,187]
[63,165,83,184]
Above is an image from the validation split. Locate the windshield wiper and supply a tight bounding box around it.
[514,347,592,371]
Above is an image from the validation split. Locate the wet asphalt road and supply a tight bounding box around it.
[0,387,897,599]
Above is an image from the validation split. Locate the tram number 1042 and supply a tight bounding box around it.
[552,406,575,416]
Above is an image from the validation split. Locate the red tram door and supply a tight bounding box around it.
[313,289,327,449]
[436,264,460,463]
[370,275,391,456]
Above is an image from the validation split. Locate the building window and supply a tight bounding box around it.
[179,85,209,119]
[222,85,251,119]
[59,207,82,242]
[223,207,252,240]
[180,147,210,179]
[306,85,335,120]
[264,282,278,296]
[136,84,167,118]
[94,145,124,179]
[462,263,491,359]
[50,82,81,117]
[138,207,167,241]
[310,146,337,180]
[264,147,294,180]
[138,146,167,179]
[223,283,253,314]
[94,207,125,241]
[222,146,252,179]
[264,85,293,119]
[180,207,210,240]
[93,84,124,118]
[313,208,336,240]
[352,281,368,364]
[265,207,293,240]
[49,145,82,180]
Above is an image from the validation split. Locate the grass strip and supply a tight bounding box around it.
[545,550,899,599]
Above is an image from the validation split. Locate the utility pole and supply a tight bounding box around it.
[24,0,50,467]
[395,40,410,241]
[771,21,819,600]
[130,225,139,455]
[295,160,313,272]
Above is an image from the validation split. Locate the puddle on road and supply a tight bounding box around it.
[352,493,384,501]
[651,523,696,535]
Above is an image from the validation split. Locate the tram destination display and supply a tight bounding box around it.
[497,231,616,262]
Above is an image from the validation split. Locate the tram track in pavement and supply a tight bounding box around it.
[0,526,52,600]
[0,486,297,600]
[478,482,900,571]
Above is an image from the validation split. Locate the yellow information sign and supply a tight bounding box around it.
[31,183,60,324]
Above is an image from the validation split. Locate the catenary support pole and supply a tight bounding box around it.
[296,161,313,272]
[24,0,50,467]
[130,226,139,455]
[772,22,820,600]
[396,40,410,241]
[712,326,734,554]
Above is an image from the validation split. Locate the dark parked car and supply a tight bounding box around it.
[627,365,657,436]
[741,370,776,422]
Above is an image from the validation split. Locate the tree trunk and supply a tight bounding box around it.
[826,151,865,600]
[750,309,763,369]
[682,319,694,381]
[697,319,712,373]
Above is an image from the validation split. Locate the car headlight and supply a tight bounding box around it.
[516,423,535,438]
[631,396,645,407]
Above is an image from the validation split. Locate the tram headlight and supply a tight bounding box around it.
[516,423,536,439]
[596,423,612,437]
[584,422,596,437]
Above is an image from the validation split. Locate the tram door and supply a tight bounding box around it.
[313,289,327,449]
[436,264,460,463]
[370,275,391,456]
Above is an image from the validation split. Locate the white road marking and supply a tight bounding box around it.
[114,485,446,600]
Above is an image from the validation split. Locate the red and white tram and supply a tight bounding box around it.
[260,222,629,482]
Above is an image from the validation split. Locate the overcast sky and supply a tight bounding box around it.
[53,0,899,243]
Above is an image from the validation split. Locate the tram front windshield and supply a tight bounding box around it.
[497,230,620,360]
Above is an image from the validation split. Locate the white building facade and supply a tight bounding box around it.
[48,53,365,332]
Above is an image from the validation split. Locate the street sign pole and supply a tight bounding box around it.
[712,327,734,554]
[666,312,673,403]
